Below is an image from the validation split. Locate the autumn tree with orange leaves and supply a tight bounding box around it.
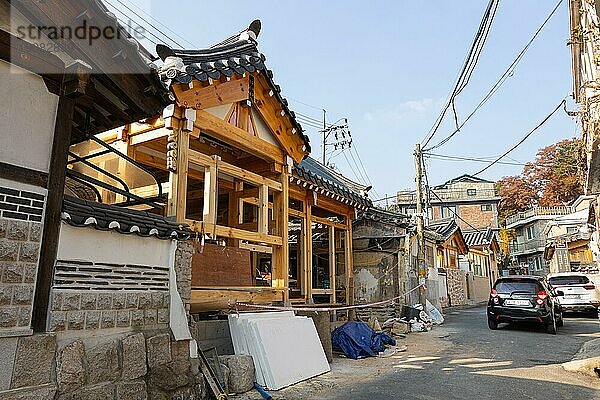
[497,137,585,224]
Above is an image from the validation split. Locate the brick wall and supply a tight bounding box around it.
[0,188,45,336]
[458,204,497,229]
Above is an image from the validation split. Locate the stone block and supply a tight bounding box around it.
[113,293,127,310]
[0,337,17,390]
[16,306,30,327]
[0,285,13,305]
[116,380,147,400]
[121,333,147,381]
[0,383,56,400]
[67,311,85,330]
[0,241,19,262]
[97,293,112,310]
[101,310,116,329]
[6,221,29,242]
[85,311,101,330]
[138,293,152,309]
[131,310,144,327]
[0,219,6,239]
[86,340,120,385]
[62,292,80,311]
[116,310,131,328]
[51,291,63,311]
[146,333,171,369]
[144,309,157,326]
[157,308,169,324]
[18,243,39,263]
[58,383,115,400]
[151,292,163,309]
[0,307,18,328]
[57,340,85,393]
[3,264,23,283]
[170,340,190,365]
[12,286,32,305]
[126,293,138,309]
[146,361,191,392]
[80,293,97,310]
[11,334,56,389]
[22,263,36,283]
[48,311,66,332]
[29,223,42,242]
[218,355,255,394]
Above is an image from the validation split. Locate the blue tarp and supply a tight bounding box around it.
[331,322,396,359]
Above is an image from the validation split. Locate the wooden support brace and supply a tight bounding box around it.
[203,155,220,227]
[258,185,269,235]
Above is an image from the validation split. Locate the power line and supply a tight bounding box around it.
[425,153,528,166]
[421,0,500,148]
[425,0,564,151]
[472,98,567,177]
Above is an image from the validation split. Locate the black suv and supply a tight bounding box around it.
[487,275,564,334]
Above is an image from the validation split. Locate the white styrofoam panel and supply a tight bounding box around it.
[228,312,295,355]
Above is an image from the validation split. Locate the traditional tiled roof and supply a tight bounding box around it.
[462,228,495,247]
[155,20,310,153]
[434,174,494,189]
[61,196,190,240]
[356,207,409,227]
[427,218,460,239]
[292,157,372,209]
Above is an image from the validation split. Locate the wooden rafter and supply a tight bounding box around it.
[173,76,251,110]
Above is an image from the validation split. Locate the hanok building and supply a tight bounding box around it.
[73,20,371,312]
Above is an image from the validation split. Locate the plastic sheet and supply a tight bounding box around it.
[331,322,396,359]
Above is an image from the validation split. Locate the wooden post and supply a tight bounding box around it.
[329,225,336,304]
[345,219,356,320]
[305,192,313,302]
[299,200,307,298]
[228,180,243,246]
[258,184,269,234]
[271,171,289,301]
[167,105,189,221]
[202,155,220,228]
[32,95,75,332]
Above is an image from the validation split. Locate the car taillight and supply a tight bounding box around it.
[536,290,547,305]
[491,289,499,303]
[584,284,596,290]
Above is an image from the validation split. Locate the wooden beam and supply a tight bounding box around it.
[188,149,282,191]
[190,287,284,312]
[129,127,170,146]
[173,76,250,110]
[237,101,250,132]
[305,195,313,301]
[311,215,346,230]
[346,219,355,320]
[203,155,219,224]
[186,220,283,246]
[33,94,75,332]
[194,109,285,164]
[228,180,243,247]
[239,242,273,254]
[271,170,289,298]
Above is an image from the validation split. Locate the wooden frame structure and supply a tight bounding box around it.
[71,22,371,312]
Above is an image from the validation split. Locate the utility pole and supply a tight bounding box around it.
[322,109,327,165]
[414,144,427,310]
[320,115,351,166]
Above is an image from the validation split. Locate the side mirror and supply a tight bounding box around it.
[555,290,564,297]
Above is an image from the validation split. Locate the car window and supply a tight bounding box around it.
[494,280,540,294]
[548,276,590,286]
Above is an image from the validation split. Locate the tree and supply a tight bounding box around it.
[497,138,584,223]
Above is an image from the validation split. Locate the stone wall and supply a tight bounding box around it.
[174,241,193,316]
[0,186,45,337]
[0,331,206,400]
[467,275,491,301]
[446,268,467,306]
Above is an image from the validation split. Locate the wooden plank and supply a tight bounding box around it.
[190,288,284,312]
[129,127,170,146]
[288,208,304,218]
[239,242,273,254]
[0,162,48,189]
[174,76,250,110]
[311,215,346,230]
[203,156,219,224]
[188,149,282,191]
[33,95,75,332]
[194,109,285,164]
[186,220,283,246]
[258,185,269,234]
[191,244,252,287]
[329,225,336,304]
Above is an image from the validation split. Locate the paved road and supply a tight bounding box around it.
[327,306,600,400]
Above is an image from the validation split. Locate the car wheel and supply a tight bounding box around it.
[546,315,557,334]
[488,318,498,330]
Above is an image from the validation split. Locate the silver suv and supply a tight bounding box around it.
[547,272,600,315]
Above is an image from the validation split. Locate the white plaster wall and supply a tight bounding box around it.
[0,60,58,173]
[57,224,171,267]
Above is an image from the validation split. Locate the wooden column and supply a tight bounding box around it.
[258,184,269,234]
[228,180,243,246]
[32,95,75,332]
[345,217,356,320]
[271,171,289,301]
[305,192,313,302]
[166,105,189,221]
[328,225,336,304]
[299,200,308,298]
[202,155,220,233]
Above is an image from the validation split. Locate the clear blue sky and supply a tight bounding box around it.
[109,0,577,202]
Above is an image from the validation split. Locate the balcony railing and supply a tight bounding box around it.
[396,188,498,203]
[505,206,575,227]
[509,239,546,255]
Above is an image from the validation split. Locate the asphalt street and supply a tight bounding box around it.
[325,306,600,400]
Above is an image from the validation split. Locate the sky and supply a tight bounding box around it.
[106,0,578,203]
